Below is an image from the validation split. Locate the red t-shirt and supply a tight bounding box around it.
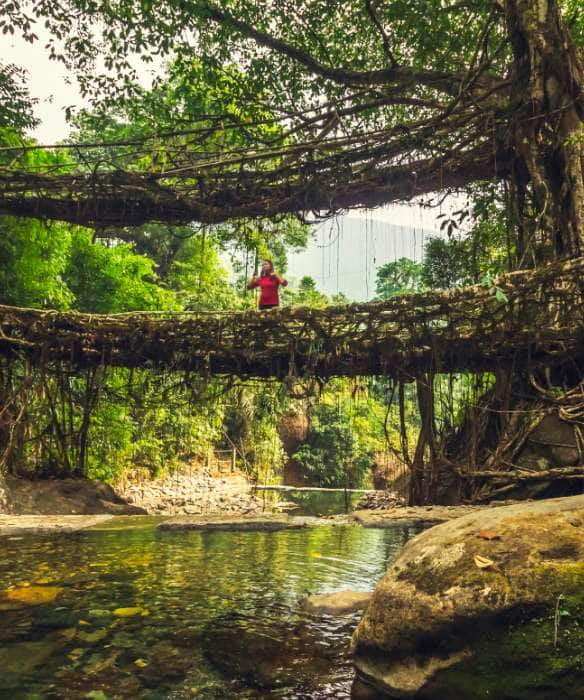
[249,274,287,306]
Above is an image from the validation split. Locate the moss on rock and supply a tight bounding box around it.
[352,495,584,698]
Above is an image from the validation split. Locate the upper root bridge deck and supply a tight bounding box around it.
[1,258,584,379]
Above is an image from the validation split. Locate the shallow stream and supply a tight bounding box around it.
[0,521,419,699]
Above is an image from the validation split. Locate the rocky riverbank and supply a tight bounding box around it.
[1,466,495,526]
[0,467,292,518]
[116,468,271,516]
[355,490,405,510]
[351,503,490,526]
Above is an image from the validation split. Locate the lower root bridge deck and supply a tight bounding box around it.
[1,257,584,379]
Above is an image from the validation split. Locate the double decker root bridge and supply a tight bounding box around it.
[1,257,583,380]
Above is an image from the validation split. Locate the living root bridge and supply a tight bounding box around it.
[1,257,584,379]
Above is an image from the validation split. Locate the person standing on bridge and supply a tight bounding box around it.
[247,259,288,310]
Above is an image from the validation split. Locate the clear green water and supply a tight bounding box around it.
[0,523,418,699]
[255,490,363,517]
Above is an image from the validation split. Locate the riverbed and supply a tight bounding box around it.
[0,521,421,698]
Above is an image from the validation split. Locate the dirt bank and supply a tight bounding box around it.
[0,475,145,516]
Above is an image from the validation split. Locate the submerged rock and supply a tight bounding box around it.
[303,591,373,615]
[352,494,584,699]
[77,628,109,643]
[0,639,60,674]
[2,585,63,607]
[136,640,192,686]
[201,616,336,690]
[113,606,150,617]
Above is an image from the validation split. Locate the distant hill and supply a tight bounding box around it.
[287,215,437,302]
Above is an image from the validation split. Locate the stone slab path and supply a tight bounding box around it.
[158,514,325,531]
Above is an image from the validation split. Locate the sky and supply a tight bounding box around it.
[4,28,457,299]
[3,26,166,143]
[286,212,437,301]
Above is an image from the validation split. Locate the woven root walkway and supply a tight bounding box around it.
[1,257,583,379]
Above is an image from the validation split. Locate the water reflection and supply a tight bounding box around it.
[0,524,420,698]
[256,489,363,516]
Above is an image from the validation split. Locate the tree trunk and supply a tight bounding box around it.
[427,2,584,505]
[505,0,584,261]
[409,375,437,505]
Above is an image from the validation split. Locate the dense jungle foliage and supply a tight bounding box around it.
[0,51,512,488]
[3,0,580,495]
[0,117,506,488]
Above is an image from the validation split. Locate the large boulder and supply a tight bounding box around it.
[352,495,584,699]
[510,413,583,499]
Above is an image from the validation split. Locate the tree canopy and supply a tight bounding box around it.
[1,0,582,262]
[2,0,584,504]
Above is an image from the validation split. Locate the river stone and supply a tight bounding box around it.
[303,591,372,615]
[0,639,59,674]
[113,606,150,617]
[351,494,584,699]
[157,514,315,531]
[136,640,192,686]
[2,585,63,606]
[201,616,335,690]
